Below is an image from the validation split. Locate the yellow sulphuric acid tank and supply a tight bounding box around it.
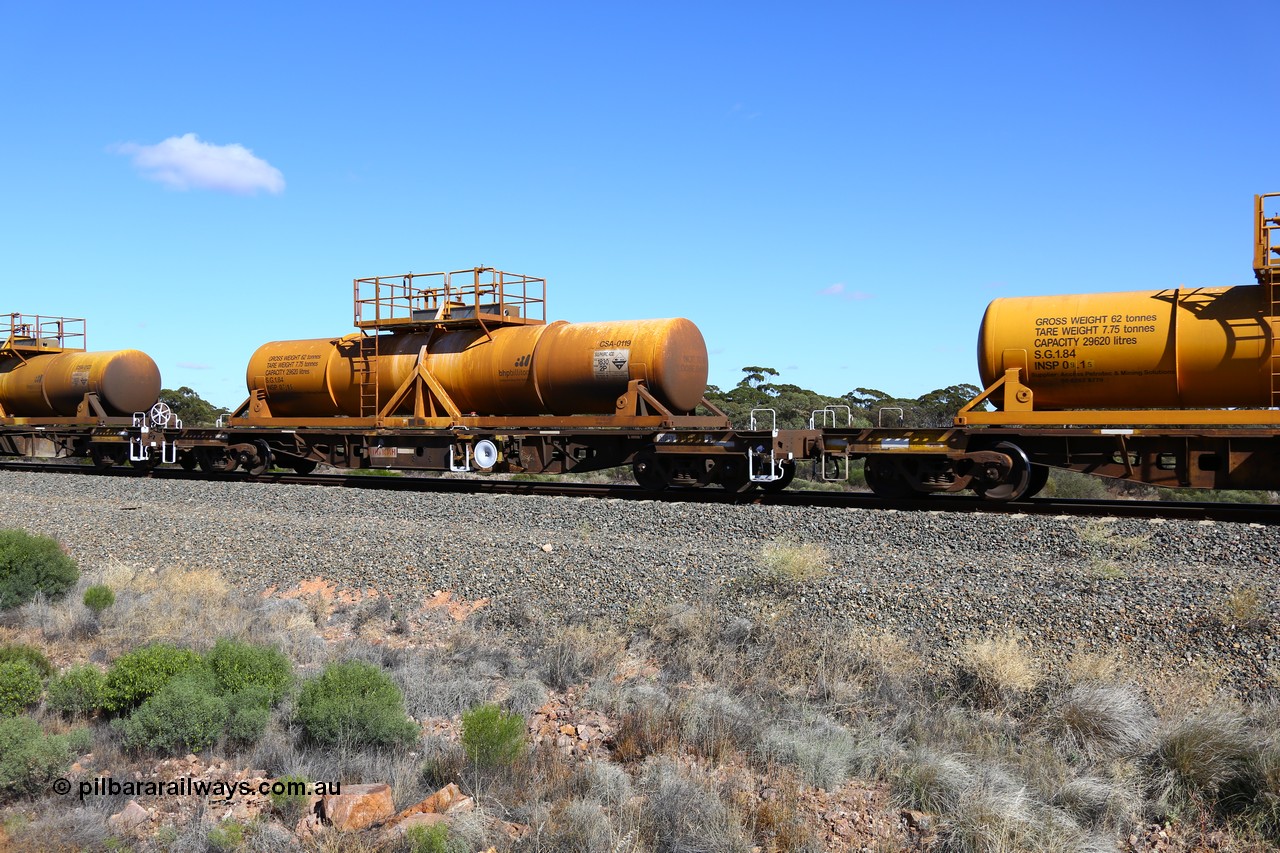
[977,285,1271,409]
[246,317,709,418]
[0,349,162,417]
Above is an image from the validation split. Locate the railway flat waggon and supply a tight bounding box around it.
[0,313,169,467]
[173,268,797,491]
[804,193,1280,500]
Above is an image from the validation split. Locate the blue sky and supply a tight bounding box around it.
[2,2,1274,409]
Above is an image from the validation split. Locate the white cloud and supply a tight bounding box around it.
[819,282,873,300]
[115,133,284,195]
[177,361,212,370]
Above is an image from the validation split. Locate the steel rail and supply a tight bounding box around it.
[1,459,1276,524]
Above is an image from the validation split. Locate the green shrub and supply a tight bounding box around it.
[206,820,245,851]
[406,823,464,853]
[47,664,106,717]
[82,584,115,615]
[461,703,526,767]
[117,669,229,753]
[0,661,43,717]
[269,775,312,823]
[224,686,272,745]
[0,529,78,609]
[0,644,53,678]
[205,638,292,704]
[104,643,203,712]
[64,726,93,754]
[296,661,417,747]
[110,648,288,752]
[0,717,89,796]
[1045,470,1111,500]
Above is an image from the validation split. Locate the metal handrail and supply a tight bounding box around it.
[1,313,87,351]
[353,267,546,330]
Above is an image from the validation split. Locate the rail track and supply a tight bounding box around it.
[2,459,1277,525]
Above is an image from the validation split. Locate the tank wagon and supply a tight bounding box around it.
[803,193,1280,499]
[0,313,169,466]
[4,194,1278,503]
[172,268,796,489]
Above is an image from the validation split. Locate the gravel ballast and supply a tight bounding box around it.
[3,469,1277,693]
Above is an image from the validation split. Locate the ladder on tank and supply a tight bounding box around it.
[1253,194,1280,409]
[356,331,379,419]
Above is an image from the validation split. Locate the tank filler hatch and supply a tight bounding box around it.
[1,313,86,360]
[1253,194,1280,409]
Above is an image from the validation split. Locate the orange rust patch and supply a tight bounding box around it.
[421,589,489,621]
[267,577,374,607]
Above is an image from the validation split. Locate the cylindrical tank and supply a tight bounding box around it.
[246,318,709,418]
[977,285,1271,408]
[0,350,162,417]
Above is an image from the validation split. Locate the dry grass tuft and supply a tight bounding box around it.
[1064,646,1124,686]
[1218,586,1270,631]
[1248,738,1280,840]
[544,797,624,852]
[613,705,680,765]
[894,748,974,815]
[639,758,752,853]
[733,767,818,853]
[955,633,1041,709]
[1144,660,1226,718]
[935,768,1037,853]
[1075,519,1150,579]
[678,689,760,760]
[757,623,922,708]
[100,565,241,648]
[393,652,491,719]
[759,542,831,590]
[1051,684,1154,760]
[1148,706,1255,821]
[1051,774,1139,831]
[539,623,625,690]
[643,603,732,683]
[761,709,862,790]
[5,806,110,852]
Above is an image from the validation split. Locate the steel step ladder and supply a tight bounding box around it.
[357,331,379,418]
[1254,194,1280,408]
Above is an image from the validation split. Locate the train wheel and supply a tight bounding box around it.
[197,449,238,474]
[90,446,122,470]
[760,460,797,493]
[975,441,1032,502]
[716,458,757,493]
[632,455,668,491]
[1025,464,1050,499]
[129,455,159,471]
[245,441,273,477]
[178,452,199,471]
[290,459,318,475]
[864,458,917,499]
